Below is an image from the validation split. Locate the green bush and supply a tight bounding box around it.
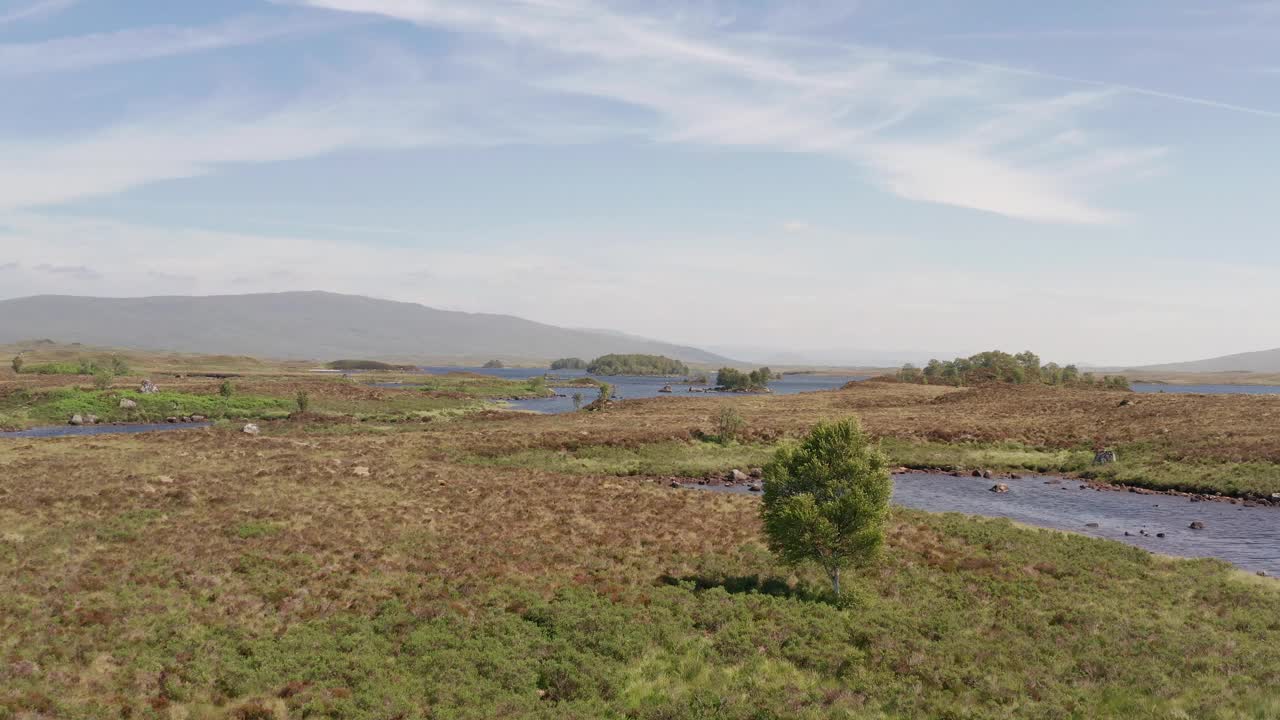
[712,406,745,443]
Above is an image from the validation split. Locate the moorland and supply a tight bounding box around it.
[2,346,1280,719]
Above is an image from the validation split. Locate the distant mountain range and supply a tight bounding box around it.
[0,292,733,365]
[1131,347,1280,374]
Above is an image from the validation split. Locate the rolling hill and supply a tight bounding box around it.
[1134,347,1280,374]
[0,292,732,364]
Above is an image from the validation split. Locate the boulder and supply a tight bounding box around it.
[729,469,750,483]
[659,385,673,393]
[1093,449,1118,465]
[669,480,682,488]
[139,380,159,394]
[748,484,762,492]
[971,470,982,477]
[242,423,260,435]
[1189,521,1205,530]
[190,415,206,422]
[165,417,178,424]
[749,467,764,479]
[989,483,1010,494]
[981,470,992,479]
[1085,522,1099,528]
[68,414,84,426]
[119,398,138,410]
[352,466,371,477]
[85,414,99,425]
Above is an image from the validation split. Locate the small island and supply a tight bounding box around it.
[715,366,774,392]
[327,359,417,371]
[549,357,587,370]
[586,353,689,376]
[482,359,506,369]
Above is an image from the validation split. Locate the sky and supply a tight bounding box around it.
[1,0,1278,366]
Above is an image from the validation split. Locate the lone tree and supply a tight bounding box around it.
[760,418,892,598]
[10,355,22,374]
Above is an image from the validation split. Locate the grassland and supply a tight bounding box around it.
[3,362,1280,718]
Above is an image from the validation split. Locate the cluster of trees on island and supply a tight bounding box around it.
[549,357,588,370]
[896,350,1129,389]
[715,366,777,392]
[552,354,691,376]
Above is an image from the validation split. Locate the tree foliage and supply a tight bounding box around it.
[715,367,773,391]
[10,355,22,374]
[586,354,689,376]
[482,360,505,369]
[760,418,892,598]
[549,357,587,370]
[900,350,1128,389]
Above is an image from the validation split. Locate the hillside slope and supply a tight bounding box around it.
[1136,347,1280,373]
[0,292,731,364]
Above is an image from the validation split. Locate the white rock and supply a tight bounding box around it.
[242,423,260,435]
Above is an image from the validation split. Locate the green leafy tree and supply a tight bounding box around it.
[760,418,892,598]
[10,355,22,374]
[219,379,235,398]
[295,391,310,414]
[93,370,113,391]
[571,392,584,410]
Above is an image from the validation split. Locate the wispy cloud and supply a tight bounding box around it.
[290,0,1161,224]
[0,0,75,26]
[0,14,341,76]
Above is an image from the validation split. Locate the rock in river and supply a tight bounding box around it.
[990,483,1010,494]
[1189,521,1205,530]
[68,414,83,426]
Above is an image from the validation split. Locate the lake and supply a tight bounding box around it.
[411,367,870,413]
[0,422,213,439]
[698,472,1280,576]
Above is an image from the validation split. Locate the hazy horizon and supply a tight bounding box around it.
[3,1,1279,366]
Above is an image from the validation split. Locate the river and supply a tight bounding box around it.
[697,472,1280,576]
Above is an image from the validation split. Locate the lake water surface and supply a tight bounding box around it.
[0,422,213,439]
[700,473,1280,576]
[410,367,869,414]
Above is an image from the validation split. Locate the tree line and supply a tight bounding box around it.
[896,350,1129,389]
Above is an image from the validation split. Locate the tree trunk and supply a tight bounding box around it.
[830,567,841,598]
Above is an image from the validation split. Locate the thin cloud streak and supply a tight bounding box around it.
[294,0,1158,224]
[0,14,346,76]
[0,0,75,26]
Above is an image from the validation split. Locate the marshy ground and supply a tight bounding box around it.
[2,358,1280,718]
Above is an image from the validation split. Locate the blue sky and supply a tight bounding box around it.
[1,0,1278,365]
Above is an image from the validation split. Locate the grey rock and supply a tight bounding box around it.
[68,414,83,426]
[989,483,1010,494]
[118,398,137,410]
[729,469,750,483]
[242,423,261,435]
[1093,449,1118,465]
[1189,521,1205,530]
